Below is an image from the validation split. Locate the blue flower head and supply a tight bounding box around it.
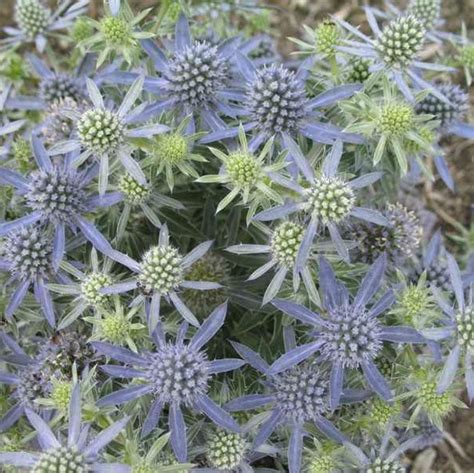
[2,0,89,52]
[102,224,222,329]
[0,383,129,472]
[254,141,389,266]
[93,302,244,462]
[227,340,350,473]
[271,254,426,408]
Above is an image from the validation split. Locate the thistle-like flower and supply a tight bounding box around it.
[141,117,207,191]
[271,255,426,407]
[102,224,221,328]
[53,76,169,194]
[423,254,474,401]
[416,83,474,139]
[0,136,125,274]
[342,81,437,174]
[254,141,388,265]
[198,126,286,223]
[227,342,348,473]
[3,0,89,52]
[93,303,243,462]
[336,8,455,103]
[0,384,129,472]
[106,15,241,131]
[0,226,57,325]
[201,58,364,161]
[226,220,320,305]
[78,4,154,67]
[352,202,422,264]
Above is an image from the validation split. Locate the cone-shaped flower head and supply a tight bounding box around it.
[407,0,441,30]
[206,431,247,470]
[455,306,474,350]
[32,447,86,473]
[303,177,355,224]
[40,74,83,104]
[166,40,230,109]
[138,245,184,295]
[26,166,87,225]
[78,108,125,154]
[245,64,307,136]
[416,83,469,129]
[270,221,305,268]
[273,363,329,423]
[319,305,383,369]
[145,343,210,406]
[375,15,425,69]
[15,0,50,39]
[3,226,52,281]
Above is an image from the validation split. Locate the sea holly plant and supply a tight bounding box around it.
[51,75,169,195]
[101,224,221,328]
[93,302,244,462]
[254,141,389,264]
[0,383,130,472]
[271,255,426,408]
[0,2,473,472]
[1,0,89,52]
[198,126,286,223]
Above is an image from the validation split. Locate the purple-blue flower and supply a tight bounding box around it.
[106,14,242,134]
[93,302,244,462]
[335,7,455,103]
[226,339,350,473]
[423,254,474,401]
[271,254,426,407]
[201,56,364,153]
[0,136,124,267]
[253,141,388,265]
[2,0,89,53]
[0,383,129,472]
[101,224,221,328]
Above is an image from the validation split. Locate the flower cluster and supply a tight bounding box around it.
[0,1,473,473]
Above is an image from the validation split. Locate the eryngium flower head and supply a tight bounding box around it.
[119,174,150,204]
[422,261,450,289]
[416,84,469,129]
[315,20,340,56]
[145,343,210,405]
[375,15,425,68]
[407,0,441,30]
[319,305,383,368]
[138,245,184,294]
[182,253,229,316]
[26,167,87,224]
[101,16,131,45]
[39,74,82,104]
[153,132,188,164]
[226,152,260,187]
[77,109,125,154]
[456,306,474,350]
[207,431,246,470]
[273,363,329,423]
[14,0,50,39]
[42,98,87,145]
[81,272,112,305]
[166,40,229,108]
[245,64,307,135]
[33,446,86,473]
[3,226,53,281]
[354,203,422,263]
[366,458,405,473]
[347,58,372,83]
[378,104,414,135]
[271,221,305,267]
[303,177,355,223]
